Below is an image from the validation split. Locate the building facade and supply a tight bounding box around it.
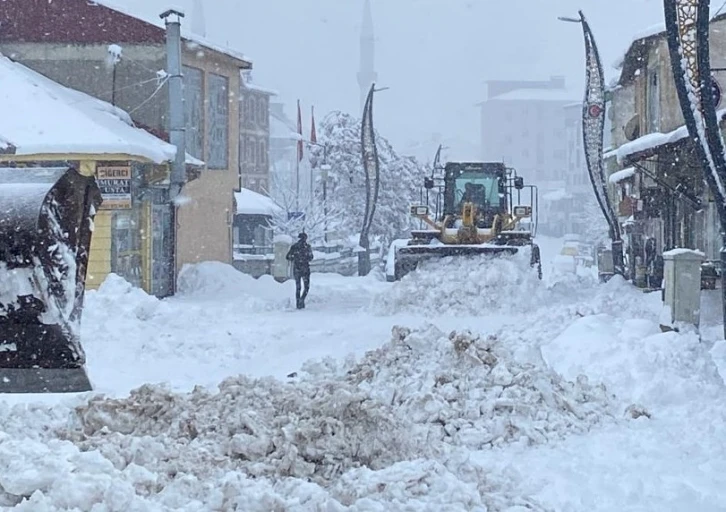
[239,71,275,194]
[479,76,574,186]
[268,102,301,203]
[0,0,252,285]
[606,14,726,286]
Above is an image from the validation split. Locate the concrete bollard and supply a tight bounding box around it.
[661,248,704,329]
[272,234,293,282]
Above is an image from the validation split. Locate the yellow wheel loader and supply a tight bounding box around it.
[0,167,102,393]
[393,161,541,280]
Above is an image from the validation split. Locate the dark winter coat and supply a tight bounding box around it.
[286,240,314,274]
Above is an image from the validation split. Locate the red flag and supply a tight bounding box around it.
[310,106,317,144]
[297,100,303,162]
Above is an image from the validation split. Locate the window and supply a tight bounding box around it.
[240,94,248,129]
[259,140,267,165]
[250,138,257,166]
[183,66,204,160]
[647,69,660,132]
[259,99,267,126]
[207,73,229,169]
[246,137,253,163]
[250,97,257,125]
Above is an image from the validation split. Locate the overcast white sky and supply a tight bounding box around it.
[110,0,669,155]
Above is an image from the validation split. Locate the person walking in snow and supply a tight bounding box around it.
[286,232,314,309]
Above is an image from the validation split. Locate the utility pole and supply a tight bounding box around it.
[161,8,186,295]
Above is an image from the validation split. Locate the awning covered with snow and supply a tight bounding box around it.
[0,54,189,164]
[609,167,636,184]
[235,188,283,216]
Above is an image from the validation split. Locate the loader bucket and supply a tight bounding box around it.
[0,167,102,393]
[393,244,519,281]
[393,242,542,281]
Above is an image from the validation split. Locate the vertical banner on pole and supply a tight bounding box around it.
[562,11,625,277]
[358,83,380,276]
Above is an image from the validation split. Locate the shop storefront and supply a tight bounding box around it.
[87,160,175,297]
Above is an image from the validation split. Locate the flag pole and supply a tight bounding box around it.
[310,105,315,214]
[296,99,302,212]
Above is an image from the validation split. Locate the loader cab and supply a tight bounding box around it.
[442,162,507,223]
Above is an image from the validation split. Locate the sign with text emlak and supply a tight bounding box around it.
[97,165,132,209]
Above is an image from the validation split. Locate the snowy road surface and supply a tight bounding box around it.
[1,238,726,511]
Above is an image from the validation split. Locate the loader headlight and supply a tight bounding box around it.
[514,206,531,217]
[410,205,429,216]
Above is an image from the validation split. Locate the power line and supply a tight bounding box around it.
[714,0,726,19]
[128,76,169,115]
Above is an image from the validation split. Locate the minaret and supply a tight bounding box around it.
[192,0,207,38]
[357,0,377,112]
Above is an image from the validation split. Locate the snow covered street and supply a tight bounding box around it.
[2,240,726,510]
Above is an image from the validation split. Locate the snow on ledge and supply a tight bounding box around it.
[609,167,636,184]
[663,248,705,259]
[614,109,726,164]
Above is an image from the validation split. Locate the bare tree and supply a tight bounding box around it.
[265,174,344,244]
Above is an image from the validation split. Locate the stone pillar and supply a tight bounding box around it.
[272,235,292,282]
[662,248,704,328]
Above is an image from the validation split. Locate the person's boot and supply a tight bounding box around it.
[296,297,303,309]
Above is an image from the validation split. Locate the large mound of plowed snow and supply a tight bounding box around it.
[12,325,614,510]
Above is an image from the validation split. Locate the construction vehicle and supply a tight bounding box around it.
[392,161,541,280]
[0,167,102,393]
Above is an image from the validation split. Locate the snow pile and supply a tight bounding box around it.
[10,324,613,510]
[176,261,288,310]
[330,325,615,450]
[65,375,423,485]
[84,273,162,323]
[370,252,548,316]
[542,314,725,410]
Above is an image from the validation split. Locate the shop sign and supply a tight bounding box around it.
[97,165,131,209]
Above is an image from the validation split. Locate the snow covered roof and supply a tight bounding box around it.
[235,188,283,216]
[616,13,726,86]
[243,83,278,96]
[0,53,187,164]
[183,35,251,67]
[489,88,578,103]
[92,0,252,66]
[241,75,278,96]
[270,115,300,141]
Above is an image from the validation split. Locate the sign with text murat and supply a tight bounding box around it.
[96,164,132,209]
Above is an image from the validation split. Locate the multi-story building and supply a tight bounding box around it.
[268,102,302,203]
[479,76,575,187]
[0,0,252,293]
[239,71,275,194]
